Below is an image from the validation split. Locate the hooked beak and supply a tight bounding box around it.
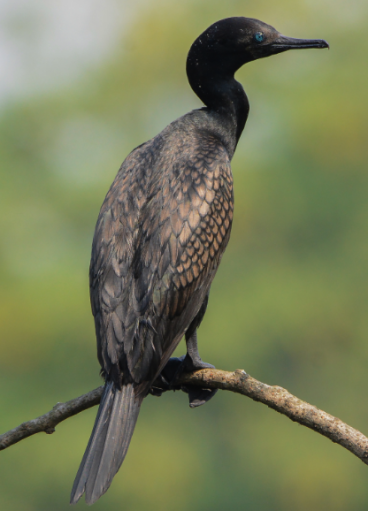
[271,35,329,51]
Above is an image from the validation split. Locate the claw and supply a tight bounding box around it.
[183,386,218,408]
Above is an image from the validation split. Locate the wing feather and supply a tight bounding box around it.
[90,130,234,389]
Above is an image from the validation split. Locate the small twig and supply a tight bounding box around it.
[1,369,368,466]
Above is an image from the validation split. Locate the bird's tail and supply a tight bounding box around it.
[70,381,142,505]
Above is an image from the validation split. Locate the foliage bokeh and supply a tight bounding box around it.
[1,1,368,510]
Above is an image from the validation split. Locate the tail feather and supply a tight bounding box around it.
[70,382,142,505]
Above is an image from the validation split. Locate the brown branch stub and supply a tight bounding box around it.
[1,369,368,467]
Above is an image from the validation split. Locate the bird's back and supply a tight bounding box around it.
[90,110,234,394]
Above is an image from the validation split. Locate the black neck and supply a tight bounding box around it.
[186,46,250,149]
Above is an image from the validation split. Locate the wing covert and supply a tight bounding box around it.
[90,131,234,389]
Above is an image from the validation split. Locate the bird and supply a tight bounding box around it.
[70,17,328,505]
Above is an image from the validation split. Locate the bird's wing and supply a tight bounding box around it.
[90,134,233,389]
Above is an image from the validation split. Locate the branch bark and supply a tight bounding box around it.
[1,368,368,466]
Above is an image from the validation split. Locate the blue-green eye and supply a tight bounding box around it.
[254,32,264,43]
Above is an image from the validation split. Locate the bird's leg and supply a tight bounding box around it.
[148,358,182,397]
[180,330,218,407]
[148,376,170,397]
[158,330,218,407]
[183,330,214,371]
[149,357,183,397]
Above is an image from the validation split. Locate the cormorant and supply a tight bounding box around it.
[70,17,328,505]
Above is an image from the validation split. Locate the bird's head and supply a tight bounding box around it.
[188,17,329,76]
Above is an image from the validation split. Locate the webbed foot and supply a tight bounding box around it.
[150,325,217,407]
[149,372,170,397]
[176,353,218,408]
[160,352,217,408]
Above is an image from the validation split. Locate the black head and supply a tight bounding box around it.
[187,17,329,80]
[186,17,328,148]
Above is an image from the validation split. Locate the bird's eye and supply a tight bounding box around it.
[254,32,264,43]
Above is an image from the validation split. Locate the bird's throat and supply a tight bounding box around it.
[187,52,249,150]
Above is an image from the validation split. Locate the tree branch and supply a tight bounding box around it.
[1,368,368,466]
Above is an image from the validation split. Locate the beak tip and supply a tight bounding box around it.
[272,36,330,51]
[322,40,330,50]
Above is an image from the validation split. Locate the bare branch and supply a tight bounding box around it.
[179,369,368,465]
[0,386,103,451]
[1,368,368,466]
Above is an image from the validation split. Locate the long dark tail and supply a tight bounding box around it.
[70,381,142,505]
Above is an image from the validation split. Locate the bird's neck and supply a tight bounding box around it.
[187,56,249,157]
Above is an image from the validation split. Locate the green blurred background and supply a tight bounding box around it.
[1,0,368,509]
